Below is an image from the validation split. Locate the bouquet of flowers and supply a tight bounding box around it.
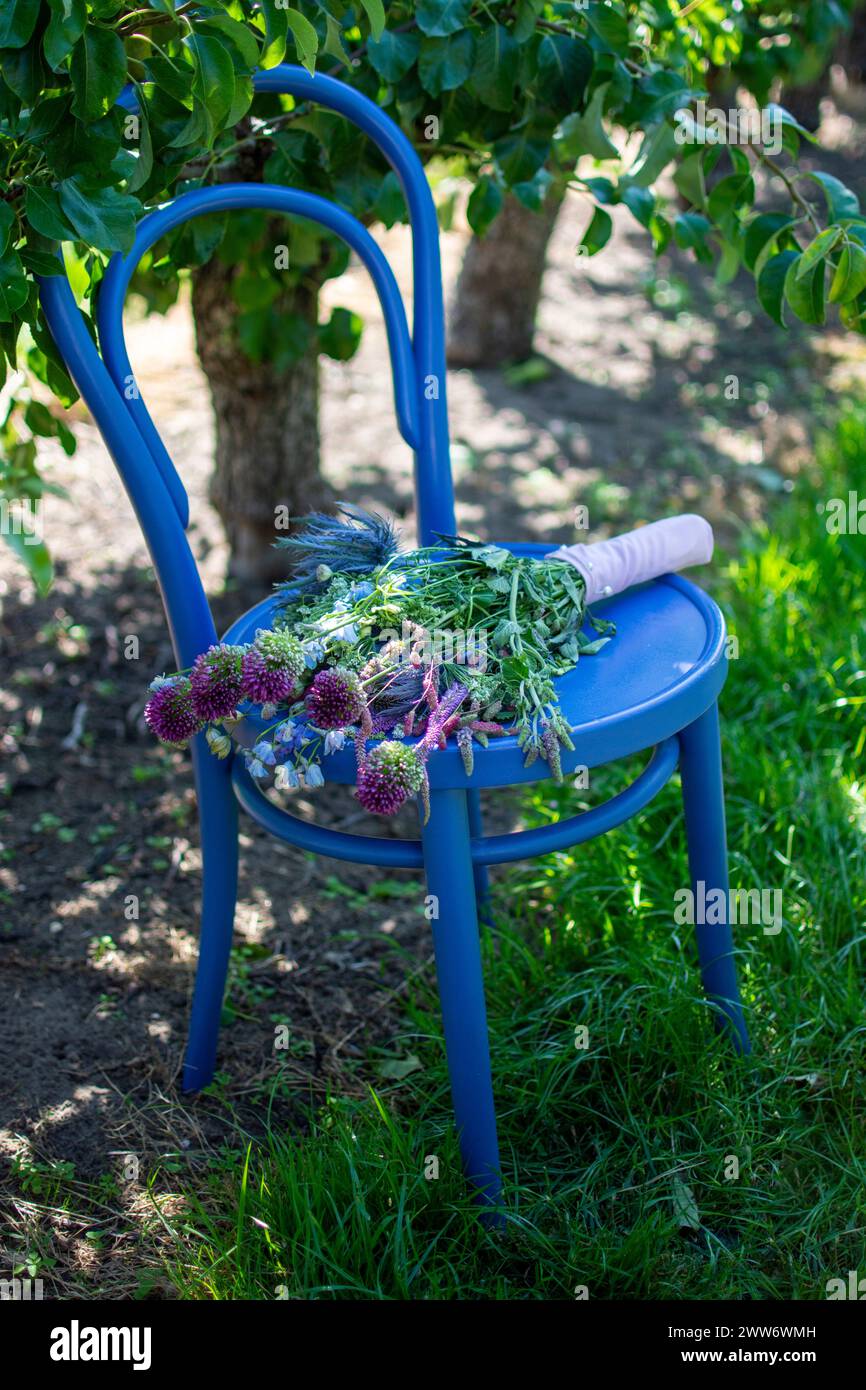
[143,505,615,820]
[144,506,715,820]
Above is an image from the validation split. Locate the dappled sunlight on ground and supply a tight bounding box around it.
[3,89,866,1295]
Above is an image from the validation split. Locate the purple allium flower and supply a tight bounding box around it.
[356,741,424,817]
[144,676,202,745]
[305,666,364,730]
[190,644,245,721]
[241,648,297,705]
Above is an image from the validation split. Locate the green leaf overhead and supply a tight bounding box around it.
[25,185,77,242]
[284,9,319,75]
[674,211,713,263]
[757,249,797,327]
[69,25,126,123]
[743,212,795,272]
[356,0,386,44]
[367,29,420,82]
[0,0,41,50]
[829,242,866,305]
[808,171,861,224]
[537,34,592,113]
[579,205,613,257]
[197,14,261,70]
[259,0,288,68]
[495,122,552,186]
[0,203,13,256]
[415,0,473,39]
[126,88,154,195]
[796,226,841,280]
[707,174,754,228]
[0,250,29,320]
[418,32,475,98]
[2,527,54,596]
[44,0,87,71]
[784,253,827,325]
[556,84,618,162]
[467,176,504,237]
[628,122,676,188]
[318,306,363,361]
[58,177,139,253]
[586,1,630,55]
[184,33,237,131]
[469,25,518,113]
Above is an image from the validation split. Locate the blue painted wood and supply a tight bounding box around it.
[466,790,491,919]
[37,63,750,1219]
[183,738,239,1092]
[422,789,504,1226]
[231,735,680,868]
[679,703,751,1053]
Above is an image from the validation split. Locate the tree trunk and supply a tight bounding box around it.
[447,186,564,368]
[191,255,332,586]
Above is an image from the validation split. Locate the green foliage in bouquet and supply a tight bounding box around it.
[143,506,614,818]
[275,516,614,762]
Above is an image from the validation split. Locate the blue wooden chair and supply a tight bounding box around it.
[39,64,750,1221]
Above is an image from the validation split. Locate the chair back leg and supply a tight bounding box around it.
[679,702,751,1053]
[421,788,504,1225]
[182,738,240,1091]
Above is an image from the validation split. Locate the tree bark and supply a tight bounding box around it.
[446,186,565,368]
[190,250,332,586]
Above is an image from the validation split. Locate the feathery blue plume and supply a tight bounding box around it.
[275,503,400,596]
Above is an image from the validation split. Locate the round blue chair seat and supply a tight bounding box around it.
[222,541,726,789]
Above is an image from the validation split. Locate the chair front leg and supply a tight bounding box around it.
[421,788,504,1224]
[678,701,751,1054]
[182,738,240,1092]
[465,788,491,919]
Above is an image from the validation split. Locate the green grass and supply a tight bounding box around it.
[162,405,866,1300]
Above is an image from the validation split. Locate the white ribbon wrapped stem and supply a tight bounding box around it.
[547,514,714,604]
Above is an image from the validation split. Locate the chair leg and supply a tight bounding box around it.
[182,739,239,1092]
[678,702,751,1054]
[421,788,504,1223]
[465,788,491,919]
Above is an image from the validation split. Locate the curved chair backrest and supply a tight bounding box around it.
[38,65,454,671]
